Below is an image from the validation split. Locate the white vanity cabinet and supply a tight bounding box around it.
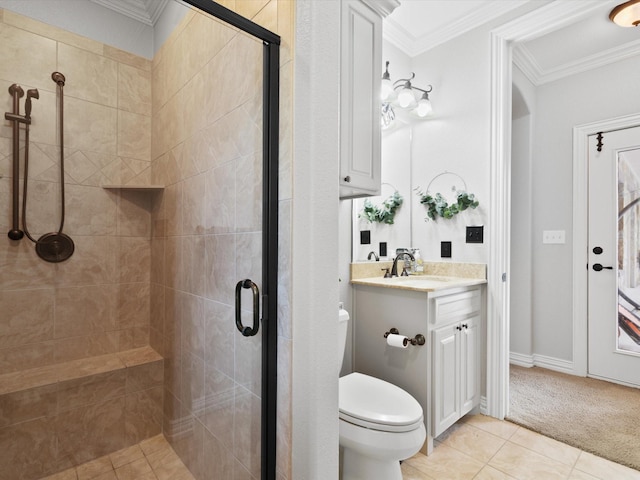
[339,0,399,199]
[352,282,484,453]
[430,289,482,437]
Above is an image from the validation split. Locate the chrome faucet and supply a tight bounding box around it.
[367,251,379,261]
[391,252,415,277]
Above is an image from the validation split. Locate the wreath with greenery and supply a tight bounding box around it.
[360,191,403,225]
[415,189,479,221]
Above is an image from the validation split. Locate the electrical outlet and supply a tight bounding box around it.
[542,230,565,244]
[360,230,371,245]
[441,241,452,258]
[466,226,484,244]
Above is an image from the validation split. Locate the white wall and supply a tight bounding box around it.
[531,54,640,363]
[352,126,412,261]
[293,1,341,478]
[510,66,536,360]
[408,25,491,264]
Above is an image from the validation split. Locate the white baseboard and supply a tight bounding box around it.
[509,352,575,375]
[479,396,488,416]
[509,352,534,368]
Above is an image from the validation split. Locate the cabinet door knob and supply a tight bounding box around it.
[462,323,468,329]
[344,175,351,183]
[456,325,462,331]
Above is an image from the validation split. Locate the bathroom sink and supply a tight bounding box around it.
[350,274,486,292]
[391,275,455,283]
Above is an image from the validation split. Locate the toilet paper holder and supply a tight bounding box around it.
[384,328,425,346]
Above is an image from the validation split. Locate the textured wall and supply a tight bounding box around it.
[0,8,160,479]
[0,8,152,375]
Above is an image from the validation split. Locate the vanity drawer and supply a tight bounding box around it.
[432,288,481,324]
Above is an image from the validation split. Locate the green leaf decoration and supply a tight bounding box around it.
[359,191,403,225]
[415,188,479,221]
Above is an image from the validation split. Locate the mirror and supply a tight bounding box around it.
[352,126,411,261]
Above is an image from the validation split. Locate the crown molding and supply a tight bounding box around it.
[512,43,543,85]
[384,0,529,58]
[514,37,640,86]
[361,0,401,19]
[89,0,169,26]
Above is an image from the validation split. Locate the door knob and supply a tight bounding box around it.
[592,263,613,272]
[593,246,603,255]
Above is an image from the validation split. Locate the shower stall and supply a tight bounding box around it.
[0,1,287,479]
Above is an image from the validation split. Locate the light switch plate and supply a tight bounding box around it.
[466,226,484,244]
[542,230,565,244]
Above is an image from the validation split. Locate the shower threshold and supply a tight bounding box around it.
[38,434,194,480]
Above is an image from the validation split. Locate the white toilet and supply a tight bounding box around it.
[338,305,426,480]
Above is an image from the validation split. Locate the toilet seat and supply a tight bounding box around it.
[339,373,423,433]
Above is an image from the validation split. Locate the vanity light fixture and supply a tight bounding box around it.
[380,61,433,129]
[610,0,640,27]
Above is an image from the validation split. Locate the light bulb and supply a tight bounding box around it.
[397,87,414,108]
[416,96,432,117]
[380,78,393,101]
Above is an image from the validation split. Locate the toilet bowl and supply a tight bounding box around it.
[338,306,425,480]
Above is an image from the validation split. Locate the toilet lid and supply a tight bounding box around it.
[339,373,423,432]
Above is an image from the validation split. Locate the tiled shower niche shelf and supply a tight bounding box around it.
[102,184,164,191]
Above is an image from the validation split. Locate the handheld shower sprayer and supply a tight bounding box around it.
[25,89,39,119]
[51,71,65,87]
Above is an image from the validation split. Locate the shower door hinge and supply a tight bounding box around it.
[261,294,269,322]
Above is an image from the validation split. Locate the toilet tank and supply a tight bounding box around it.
[338,303,350,371]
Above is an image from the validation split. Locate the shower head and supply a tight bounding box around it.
[25,89,39,118]
[51,72,65,87]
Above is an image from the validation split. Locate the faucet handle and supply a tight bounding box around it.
[381,268,391,278]
[401,266,410,276]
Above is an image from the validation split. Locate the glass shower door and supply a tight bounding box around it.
[160,2,280,479]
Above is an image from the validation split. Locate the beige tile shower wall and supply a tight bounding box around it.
[150,1,293,479]
[0,10,154,374]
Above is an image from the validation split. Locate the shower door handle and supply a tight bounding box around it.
[235,279,260,337]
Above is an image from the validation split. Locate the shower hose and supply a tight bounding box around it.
[21,72,67,243]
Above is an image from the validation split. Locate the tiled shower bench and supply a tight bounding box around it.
[0,346,163,480]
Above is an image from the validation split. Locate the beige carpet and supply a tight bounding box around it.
[507,365,640,471]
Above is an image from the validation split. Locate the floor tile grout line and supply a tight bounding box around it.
[443,421,582,480]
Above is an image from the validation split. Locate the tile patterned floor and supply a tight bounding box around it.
[39,434,195,480]
[40,414,640,480]
[403,414,640,480]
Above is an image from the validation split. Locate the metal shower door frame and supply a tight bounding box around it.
[181,1,280,479]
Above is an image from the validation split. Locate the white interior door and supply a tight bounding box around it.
[588,126,640,386]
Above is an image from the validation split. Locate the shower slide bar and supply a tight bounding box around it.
[5,72,74,262]
[5,83,38,240]
[6,84,27,240]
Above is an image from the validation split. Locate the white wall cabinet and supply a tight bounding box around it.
[339,0,398,199]
[352,283,484,454]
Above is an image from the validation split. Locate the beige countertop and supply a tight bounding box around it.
[350,261,487,293]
